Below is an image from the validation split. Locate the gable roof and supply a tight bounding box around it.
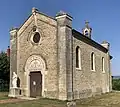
[72,29,108,53]
[18,11,56,31]
[17,11,57,36]
[18,14,33,31]
[16,9,109,54]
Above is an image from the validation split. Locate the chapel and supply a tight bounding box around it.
[9,8,112,100]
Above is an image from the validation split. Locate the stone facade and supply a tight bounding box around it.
[72,30,112,99]
[9,8,112,100]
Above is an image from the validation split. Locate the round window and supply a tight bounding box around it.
[33,32,40,43]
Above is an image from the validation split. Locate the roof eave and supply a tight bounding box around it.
[72,29,108,53]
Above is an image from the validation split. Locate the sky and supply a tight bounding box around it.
[0,0,119,76]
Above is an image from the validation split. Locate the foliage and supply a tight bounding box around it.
[112,78,120,90]
[0,51,10,83]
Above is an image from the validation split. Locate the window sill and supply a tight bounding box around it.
[91,70,95,72]
[102,71,105,73]
[76,68,81,70]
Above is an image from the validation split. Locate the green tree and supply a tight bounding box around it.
[0,51,10,82]
[112,79,120,91]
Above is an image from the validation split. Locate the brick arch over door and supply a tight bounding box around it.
[25,55,47,97]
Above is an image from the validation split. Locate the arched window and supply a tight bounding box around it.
[76,46,81,69]
[91,52,95,71]
[85,30,88,36]
[102,57,105,72]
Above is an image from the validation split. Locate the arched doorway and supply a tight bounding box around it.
[25,55,46,97]
[30,71,42,97]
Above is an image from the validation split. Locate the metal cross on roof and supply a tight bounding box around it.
[85,20,89,26]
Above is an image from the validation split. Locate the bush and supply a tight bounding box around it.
[112,78,120,90]
[0,52,10,91]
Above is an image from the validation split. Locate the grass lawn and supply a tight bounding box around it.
[0,92,9,100]
[0,92,120,107]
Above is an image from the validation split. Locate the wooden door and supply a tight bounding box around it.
[30,71,42,97]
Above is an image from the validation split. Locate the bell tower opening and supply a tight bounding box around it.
[82,20,92,38]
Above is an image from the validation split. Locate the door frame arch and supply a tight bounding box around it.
[25,55,47,97]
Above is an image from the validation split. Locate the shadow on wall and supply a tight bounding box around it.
[17,77,20,88]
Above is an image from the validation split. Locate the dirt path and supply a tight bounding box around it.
[0,98,25,104]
